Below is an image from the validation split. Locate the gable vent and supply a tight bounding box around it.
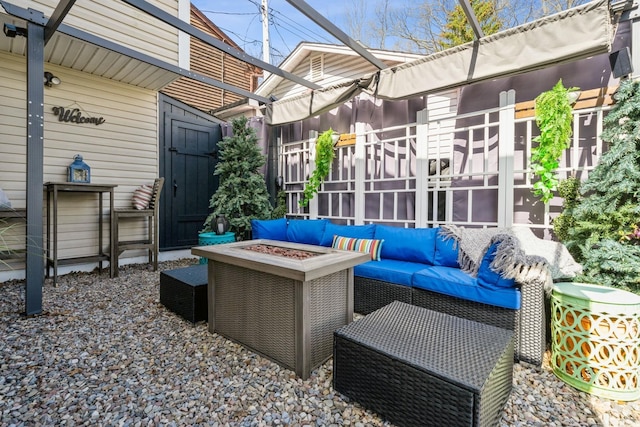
[310,55,324,81]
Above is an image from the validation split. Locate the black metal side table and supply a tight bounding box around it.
[44,182,116,285]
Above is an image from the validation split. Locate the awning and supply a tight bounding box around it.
[267,0,612,125]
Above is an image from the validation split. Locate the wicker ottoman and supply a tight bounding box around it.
[334,301,514,427]
[160,265,208,323]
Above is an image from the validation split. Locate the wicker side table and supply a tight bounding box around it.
[334,301,514,427]
[551,282,640,401]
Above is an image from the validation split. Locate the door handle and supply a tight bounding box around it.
[173,180,178,197]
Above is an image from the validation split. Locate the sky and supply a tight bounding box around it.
[190,0,358,66]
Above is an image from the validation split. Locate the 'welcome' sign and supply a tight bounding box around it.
[52,107,105,125]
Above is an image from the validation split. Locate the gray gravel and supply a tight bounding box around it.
[1,259,639,426]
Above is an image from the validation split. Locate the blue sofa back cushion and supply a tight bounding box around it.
[434,231,459,268]
[286,218,329,246]
[319,223,376,247]
[477,243,517,289]
[251,218,288,241]
[412,266,521,310]
[374,225,438,264]
[354,259,427,287]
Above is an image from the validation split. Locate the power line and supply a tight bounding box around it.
[269,8,335,44]
[197,9,256,16]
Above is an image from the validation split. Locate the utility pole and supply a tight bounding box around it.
[261,0,270,79]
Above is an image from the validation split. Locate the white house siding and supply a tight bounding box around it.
[274,53,397,100]
[10,0,180,65]
[0,51,159,272]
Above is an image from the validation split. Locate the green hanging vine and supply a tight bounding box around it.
[531,79,579,203]
[299,129,336,207]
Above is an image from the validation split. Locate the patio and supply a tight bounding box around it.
[0,259,638,426]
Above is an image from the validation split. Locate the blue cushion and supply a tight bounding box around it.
[373,225,438,264]
[319,223,376,247]
[434,230,459,268]
[251,218,288,241]
[354,259,427,287]
[286,219,329,245]
[477,243,517,289]
[412,266,520,310]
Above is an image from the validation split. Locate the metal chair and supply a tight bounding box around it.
[111,177,164,277]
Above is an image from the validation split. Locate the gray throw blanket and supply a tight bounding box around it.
[439,225,553,293]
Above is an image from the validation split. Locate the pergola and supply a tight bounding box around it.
[0,0,617,314]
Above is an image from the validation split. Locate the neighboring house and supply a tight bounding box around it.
[161,4,261,113]
[211,42,427,120]
[256,42,422,101]
[0,0,258,282]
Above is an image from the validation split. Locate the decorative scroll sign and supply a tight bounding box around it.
[52,106,106,125]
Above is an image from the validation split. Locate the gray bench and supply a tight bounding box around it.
[159,265,207,322]
[333,301,514,427]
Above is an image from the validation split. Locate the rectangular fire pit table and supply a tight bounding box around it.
[334,301,514,427]
[192,239,369,379]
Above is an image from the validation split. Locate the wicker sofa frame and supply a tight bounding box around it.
[354,275,546,366]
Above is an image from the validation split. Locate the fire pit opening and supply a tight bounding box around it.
[242,244,321,260]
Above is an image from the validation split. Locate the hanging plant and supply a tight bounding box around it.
[299,129,336,207]
[531,79,579,203]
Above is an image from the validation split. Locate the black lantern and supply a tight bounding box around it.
[68,154,90,183]
[214,214,230,235]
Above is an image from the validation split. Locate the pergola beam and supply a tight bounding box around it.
[44,0,76,44]
[458,0,484,39]
[285,0,388,70]
[120,0,321,90]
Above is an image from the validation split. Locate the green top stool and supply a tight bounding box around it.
[550,282,640,401]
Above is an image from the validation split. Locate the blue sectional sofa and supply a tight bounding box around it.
[250,218,546,366]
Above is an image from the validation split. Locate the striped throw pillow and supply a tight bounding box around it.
[132,184,153,210]
[332,235,384,261]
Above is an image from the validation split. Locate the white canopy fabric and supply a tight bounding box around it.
[266,0,612,125]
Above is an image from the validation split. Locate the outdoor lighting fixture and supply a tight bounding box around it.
[67,154,91,183]
[3,23,27,38]
[214,214,230,235]
[44,72,61,87]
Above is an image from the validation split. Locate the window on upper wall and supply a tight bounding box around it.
[310,54,324,81]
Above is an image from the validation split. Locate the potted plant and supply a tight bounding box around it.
[202,117,272,241]
[555,79,640,294]
[530,79,579,203]
[298,128,337,208]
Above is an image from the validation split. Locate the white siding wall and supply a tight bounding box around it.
[10,0,179,65]
[0,51,159,271]
[274,53,390,99]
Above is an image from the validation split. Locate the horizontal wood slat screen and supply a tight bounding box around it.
[515,86,617,119]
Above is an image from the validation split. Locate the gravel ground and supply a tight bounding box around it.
[1,259,639,426]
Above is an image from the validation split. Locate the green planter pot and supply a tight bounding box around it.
[197,232,235,264]
[550,282,640,401]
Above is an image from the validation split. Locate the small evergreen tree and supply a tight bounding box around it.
[203,117,272,240]
[561,79,640,293]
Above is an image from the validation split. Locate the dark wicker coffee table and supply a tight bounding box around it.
[333,301,514,427]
